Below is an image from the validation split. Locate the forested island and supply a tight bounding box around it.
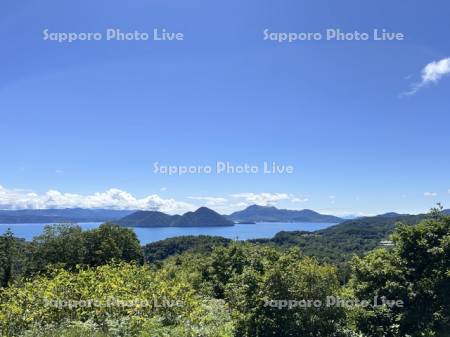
[117,207,234,227]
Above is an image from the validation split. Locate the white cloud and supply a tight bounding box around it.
[422,58,450,83]
[424,192,437,197]
[55,170,64,174]
[230,192,289,206]
[160,187,167,191]
[291,197,309,203]
[188,196,228,206]
[233,202,248,208]
[0,185,195,214]
[403,57,450,95]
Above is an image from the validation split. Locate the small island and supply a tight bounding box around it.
[117,207,234,228]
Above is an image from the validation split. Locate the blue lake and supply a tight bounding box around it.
[0,222,335,245]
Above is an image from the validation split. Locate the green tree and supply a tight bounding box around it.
[0,229,27,287]
[84,223,143,266]
[29,224,87,272]
[350,214,450,337]
[203,244,350,336]
[28,223,143,273]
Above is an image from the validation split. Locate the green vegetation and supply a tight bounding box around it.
[350,213,450,336]
[143,235,231,263]
[201,245,349,336]
[0,230,28,287]
[0,223,143,284]
[0,208,448,336]
[0,263,233,337]
[141,213,426,267]
[254,213,426,263]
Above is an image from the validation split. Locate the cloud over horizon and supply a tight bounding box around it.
[0,186,309,214]
[1,184,443,216]
[0,185,195,214]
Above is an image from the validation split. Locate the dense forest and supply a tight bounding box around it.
[0,207,448,336]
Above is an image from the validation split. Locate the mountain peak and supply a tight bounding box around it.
[195,206,217,213]
[246,204,278,210]
[228,205,343,223]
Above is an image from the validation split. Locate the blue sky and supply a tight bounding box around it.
[0,0,449,216]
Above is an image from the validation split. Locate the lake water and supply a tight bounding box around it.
[0,222,335,245]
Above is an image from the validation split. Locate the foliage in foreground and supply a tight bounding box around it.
[206,246,350,336]
[0,263,233,337]
[0,223,144,286]
[350,214,450,337]
[0,209,449,337]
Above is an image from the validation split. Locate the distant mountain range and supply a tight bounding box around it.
[0,206,448,227]
[227,205,344,223]
[0,208,134,224]
[117,207,234,227]
[118,205,345,227]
